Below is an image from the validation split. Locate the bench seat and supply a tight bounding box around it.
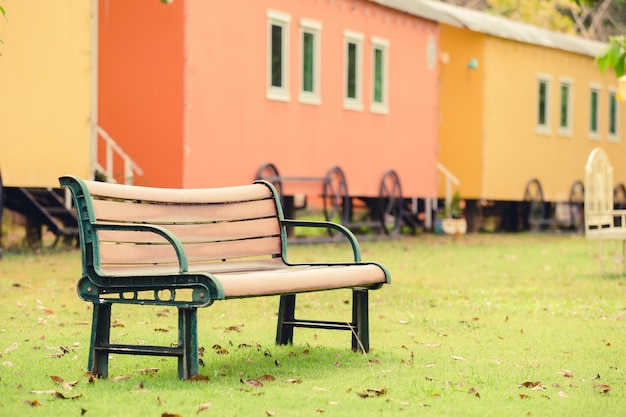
[60,175,390,379]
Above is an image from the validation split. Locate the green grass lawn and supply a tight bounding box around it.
[0,233,624,416]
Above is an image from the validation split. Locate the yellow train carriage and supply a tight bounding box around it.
[432,1,625,231]
[0,0,93,242]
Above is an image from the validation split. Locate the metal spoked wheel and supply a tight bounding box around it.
[523,178,545,231]
[0,170,3,259]
[379,170,403,235]
[614,183,626,209]
[322,166,349,234]
[569,180,584,231]
[255,163,283,199]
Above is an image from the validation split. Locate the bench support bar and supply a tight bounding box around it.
[87,303,198,379]
[276,289,370,352]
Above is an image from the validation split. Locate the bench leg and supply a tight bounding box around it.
[276,294,296,345]
[178,307,198,379]
[352,289,370,353]
[89,303,111,378]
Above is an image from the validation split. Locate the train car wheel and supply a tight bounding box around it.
[523,178,545,231]
[0,171,3,259]
[323,166,349,233]
[379,170,403,235]
[569,180,584,232]
[255,162,283,199]
[614,183,626,209]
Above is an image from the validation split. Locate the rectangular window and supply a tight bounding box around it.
[371,37,389,114]
[266,10,291,101]
[344,30,363,111]
[589,85,601,139]
[536,74,551,135]
[299,19,322,105]
[558,78,572,136]
[608,88,619,142]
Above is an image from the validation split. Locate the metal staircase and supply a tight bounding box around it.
[4,187,78,245]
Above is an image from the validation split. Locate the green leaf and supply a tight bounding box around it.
[0,6,5,19]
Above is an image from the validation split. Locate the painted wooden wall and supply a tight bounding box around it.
[99,0,440,198]
[0,0,92,187]
[438,24,626,203]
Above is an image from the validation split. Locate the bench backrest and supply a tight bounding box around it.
[60,176,284,276]
[584,147,614,230]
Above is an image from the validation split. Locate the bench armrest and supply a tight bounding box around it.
[92,222,189,274]
[280,219,362,262]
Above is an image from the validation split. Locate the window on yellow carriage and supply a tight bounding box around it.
[536,74,551,135]
[267,10,291,102]
[589,85,601,140]
[608,88,619,142]
[299,19,322,105]
[371,37,389,115]
[558,78,573,137]
[344,30,364,111]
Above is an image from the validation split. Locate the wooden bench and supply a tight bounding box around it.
[584,147,626,273]
[59,175,390,379]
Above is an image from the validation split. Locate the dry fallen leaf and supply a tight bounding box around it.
[451,355,466,361]
[111,376,130,382]
[558,391,568,398]
[468,387,480,397]
[24,400,45,407]
[594,384,611,394]
[161,413,182,417]
[186,375,210,382]
[134,368,159,375]
[241,379,263,387]
[519,394,531,400]
[257,374,276,382]
[4,342,18,354]
[558,370,574,378]
[196,402,211,414]
[284,379,303,384]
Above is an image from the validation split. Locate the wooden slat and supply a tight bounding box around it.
[85,180,273,203]
[92,199,278,224]
[97,217,281,244]
[98,236,282,265]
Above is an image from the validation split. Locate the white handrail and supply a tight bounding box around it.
[95,126,143,184]
[437,162,461,219]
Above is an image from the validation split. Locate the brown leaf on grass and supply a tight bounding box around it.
[186,375,210,382]
[24,400,45,407]
[558,370,574,378]
[111,320,124,328]
[154,328,169,333]
[111,376,130,382]
[85,372,98,384]
[241,379,263,387]
[358,388,387,398]
[468,387,480,397]
[196,402,211,414]
[451,355,466,361]
[4,342,18,354]
[215,349,229,355]
[50,375,77,391]
[225,326,242,332]
[519,381,543,389]
[368,359,380,364]
[162,413,182,417]
[315,408,325,413]
[257,374,275,382]
[558,391,568,398]
[266,411,275,416]
[594,384,611,393]
[284,379,303,384]
[54,391,83,400]
[134,367,159,375]
[519,394,531,400]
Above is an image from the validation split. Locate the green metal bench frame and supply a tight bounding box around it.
[60,175,390,379]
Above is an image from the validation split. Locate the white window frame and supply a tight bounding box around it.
[266,10,291,102]
[536,74,552,135]
[298,18,322,105]
[589,83,602,141]
[370,37,389,114]
[557,77,573,137]
[608,87,620,143]
[343,30,364,111]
